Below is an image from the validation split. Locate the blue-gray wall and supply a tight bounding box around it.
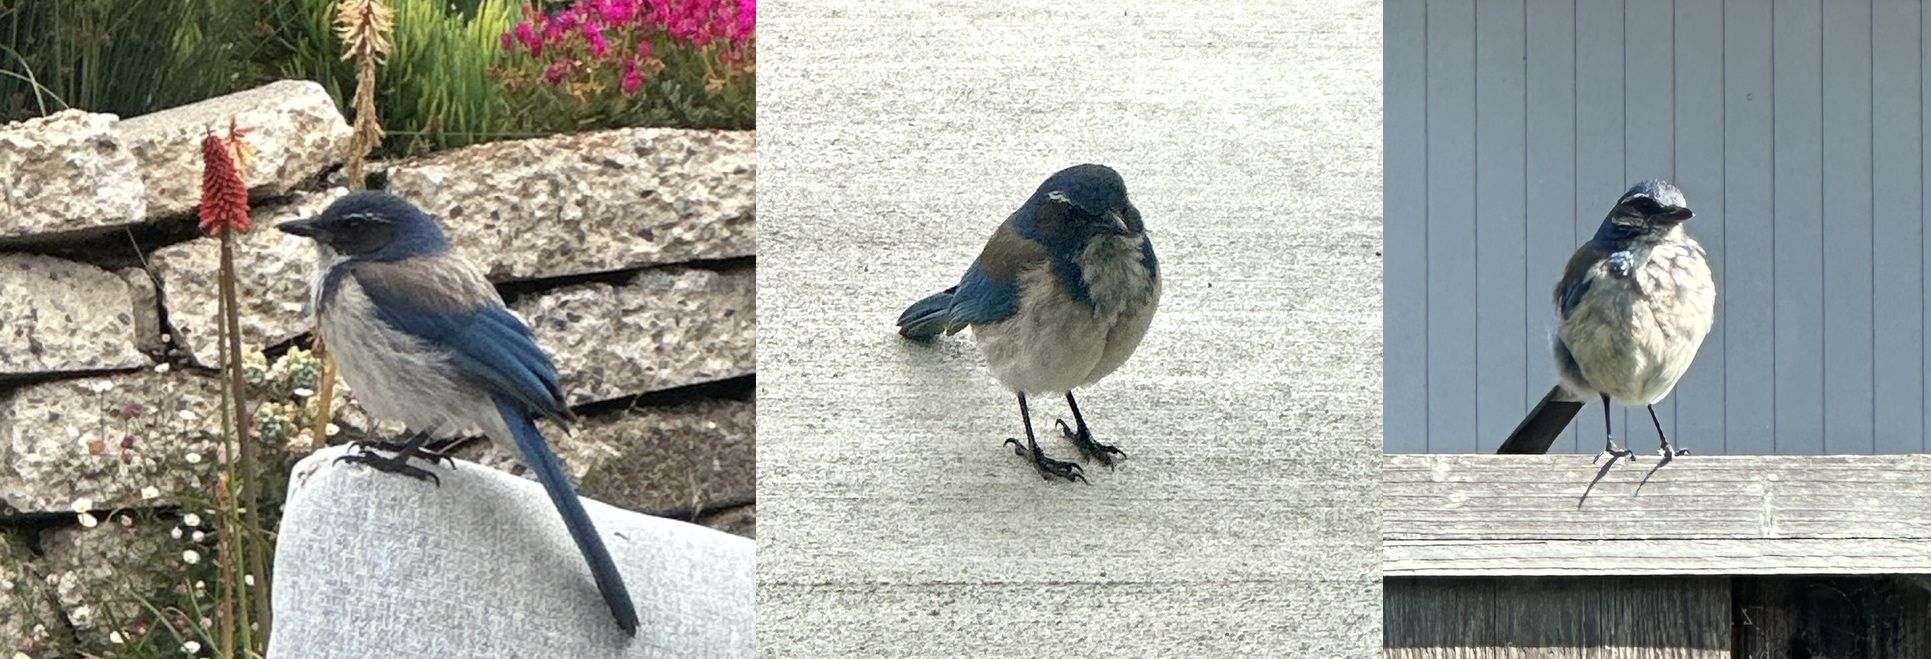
[1386,0,1930,454]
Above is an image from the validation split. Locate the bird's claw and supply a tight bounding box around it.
[1593,438,1636,464]
[353,439,457,469]
[1056,419,1126,468]
[336,444,444,486]
[1004,437,1088,484]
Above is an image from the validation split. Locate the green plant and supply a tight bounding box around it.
[0,0,272,121]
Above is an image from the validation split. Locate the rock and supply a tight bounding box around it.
[147,190,342,366]
[515,266,755,404]
[694,504,756,538]
[383,128,756,280]
[0,371,224,515]
[449,399,754,524]
[0,254,154,377]
[0,110,146,240]
[116,80,350,218]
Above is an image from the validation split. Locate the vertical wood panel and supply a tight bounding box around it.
[1384,0,1430,453]
[1574,0,1627,452]
[1474,0,1529,453]
[1626,0,1678,452]
[1822,0,1877,453]
[1723,0,1778,454]
[1672,0,1728,454]
[1732,577,1931,659]
[1872,0,1924,454]
[1426,0,1480,451]
[1772,0,1826,455]
[1524,0,1580,454]
[1382,577,1731,658]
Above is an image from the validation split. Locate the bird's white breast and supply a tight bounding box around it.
[971,234,1160,395]
[1558,236,1715,405]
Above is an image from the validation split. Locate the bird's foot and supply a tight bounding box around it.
[336,445,443,486]
[1656,439,1689,463]
[1593,438,1636,464]
[1003,438,1087,484]
[353,439,457,469]
[1056,419,1126,468]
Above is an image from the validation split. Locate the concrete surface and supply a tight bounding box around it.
[756,0,1383,656]
[269,446,755,658]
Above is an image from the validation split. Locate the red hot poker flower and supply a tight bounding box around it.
[198,127,251,235]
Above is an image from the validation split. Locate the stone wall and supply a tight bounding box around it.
[0,80,755,655]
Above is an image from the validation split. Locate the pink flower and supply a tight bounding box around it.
[637,40,653,59]
[621,59,644,94]
[513,22,542,54]
[541,60,572,85]
[584,22,609,57]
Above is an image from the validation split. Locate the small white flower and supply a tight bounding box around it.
[140,486,161,500]
[184,512,202,527]
[292,387,315,398]
[185,452,203,464]
[182,549,201,564]
[118,514,133,527]
[109,630,125,644]
[155,362,172,373]
[194,580,206,591]
[182,640,202,653]
[326,423,341,437]
[14,652,29,659]
[178,409,198,422]
[191,531,205,543]
[76,512,98,528]
[199,617,212,628]
[170,526,183,539]
[70,497,93,513]
[245,574,255,586]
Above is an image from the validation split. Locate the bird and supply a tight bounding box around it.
[278,190,639,636]
[896,164,1160,483]
[1497,178,1716,461]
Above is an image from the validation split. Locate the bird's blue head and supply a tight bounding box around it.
[277,190,451,261]
[1014,164,1143,252]
[1593,178,1694,245]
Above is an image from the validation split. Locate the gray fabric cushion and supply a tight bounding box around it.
[267,445,754,658]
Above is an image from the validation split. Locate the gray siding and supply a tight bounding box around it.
[1386,0,1930,454]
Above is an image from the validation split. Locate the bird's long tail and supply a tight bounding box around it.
[496,399,640,636]
[896,286,957,339]
[1496,385,1585,454]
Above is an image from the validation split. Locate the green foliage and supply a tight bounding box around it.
[0,0,273,121]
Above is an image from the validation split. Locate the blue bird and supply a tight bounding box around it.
[897,164,1161,483]
[278,191,639,636]
[1498,179,1716,461]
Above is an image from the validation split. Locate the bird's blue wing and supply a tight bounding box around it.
[944,259,1021,331]
[942,219,1049,333]
[1556,243,1610,320]
[351,260,573,425]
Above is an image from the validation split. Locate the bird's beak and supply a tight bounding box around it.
[1657,206,1694,223]
[277,217,323,239]
[1109,206,1143,236]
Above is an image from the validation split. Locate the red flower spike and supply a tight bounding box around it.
[198,126,251,235]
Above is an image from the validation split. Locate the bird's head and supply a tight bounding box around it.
[277,191,451,260]
[1601,178,1694,239]
[1020,164,1143,247]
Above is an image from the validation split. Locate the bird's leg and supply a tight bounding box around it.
[1597,394,1635,461]
[337,431,448,485]
[1001,393,1086,483]
[1056,391,1125,468]
[1648,405,1687,460]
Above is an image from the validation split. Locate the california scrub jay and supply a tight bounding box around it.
[1498,179,1716,461]
[896,164,1160,483]
[278,191,639,635]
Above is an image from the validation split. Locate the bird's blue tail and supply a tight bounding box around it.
[896,286,957,339]
[496,399,640,636]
